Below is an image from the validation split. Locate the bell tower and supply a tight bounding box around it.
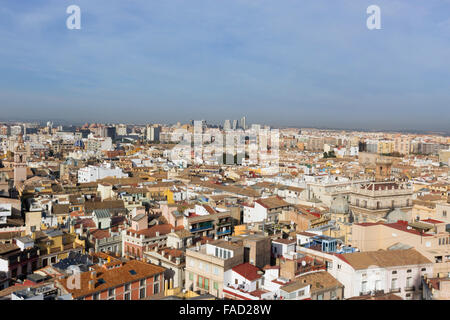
[13,134,27,188]
[375,157,392,181]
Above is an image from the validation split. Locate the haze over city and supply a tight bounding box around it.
[0,0,449,130]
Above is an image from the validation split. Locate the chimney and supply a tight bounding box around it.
[88,280,94,290]
[91,271,96,280]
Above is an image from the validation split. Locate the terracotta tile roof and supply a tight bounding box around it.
[232,263,262,281]
[202,205,217,214]
[130,224,182,238]
[294,271,343,293]
[272,238,296,245]
[58,259,165,299]
[90,229,110,240]
[256,196,290,209]
[421,218,444,224]
[338,249,432,270]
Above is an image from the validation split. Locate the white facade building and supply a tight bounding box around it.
[77,163,128,183]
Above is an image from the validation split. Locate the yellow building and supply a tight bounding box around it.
[377,140,395,155]
[32,227,86,268]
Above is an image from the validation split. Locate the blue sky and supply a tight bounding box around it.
[0,0,449,130]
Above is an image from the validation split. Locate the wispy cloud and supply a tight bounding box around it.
[0,0,449,130]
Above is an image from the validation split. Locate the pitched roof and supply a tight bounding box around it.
[58,260,165,299]
[256,196,290,209]
[93,209,111,219]
[232,263,262,281]
[294,271,343,293]
[338,249,432,270]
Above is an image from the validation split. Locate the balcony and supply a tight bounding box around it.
[390,288,401,293]
[217,229,231,236]
[190,223,213,233]
[216,220,232,227]
[405,286,415,292]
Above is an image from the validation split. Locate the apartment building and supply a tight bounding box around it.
[243,196,291,224]
[185,240,244,298]
[351,220,450,277]
[349,182,413,223]
[299,246,433,300]
[143,246,185,290]
[184,205,233,240]
[58,259,165,300]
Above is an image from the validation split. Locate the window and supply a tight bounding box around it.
[124,292,130,300]
[391,278,398,289]
[199,277,203,288]
[154,274,160,282]
[443,210,447,217]
[330,290,336,299]
[213,267,219,275]
[361,281,367,293]
[392,270,397,275]
[375,280,381,291]
[205,278,209,290]
[140,279,146,287]
[289,292,296,299]
[317,294,323,300]
[406,277,412,287]
[93,293,99,300]
[298,290,305,297]
[199,262,203,270]
[125,283,130,292]
[215,247,218,257]
[407,269,412,273]
[108,288,115,297]
[154,283,159,294]
[214,282,218,290]
[421,268,426,272]
[139,287,146,299]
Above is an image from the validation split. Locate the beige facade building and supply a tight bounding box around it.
[185,240,244,298]
[349,182,413,223]
[351,220,450,278]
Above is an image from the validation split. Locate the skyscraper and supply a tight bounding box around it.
[223,119,231,131]
[240,116,246,130]
[146,125,161,142]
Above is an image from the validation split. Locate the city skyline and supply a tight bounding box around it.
[0,1,449,130]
